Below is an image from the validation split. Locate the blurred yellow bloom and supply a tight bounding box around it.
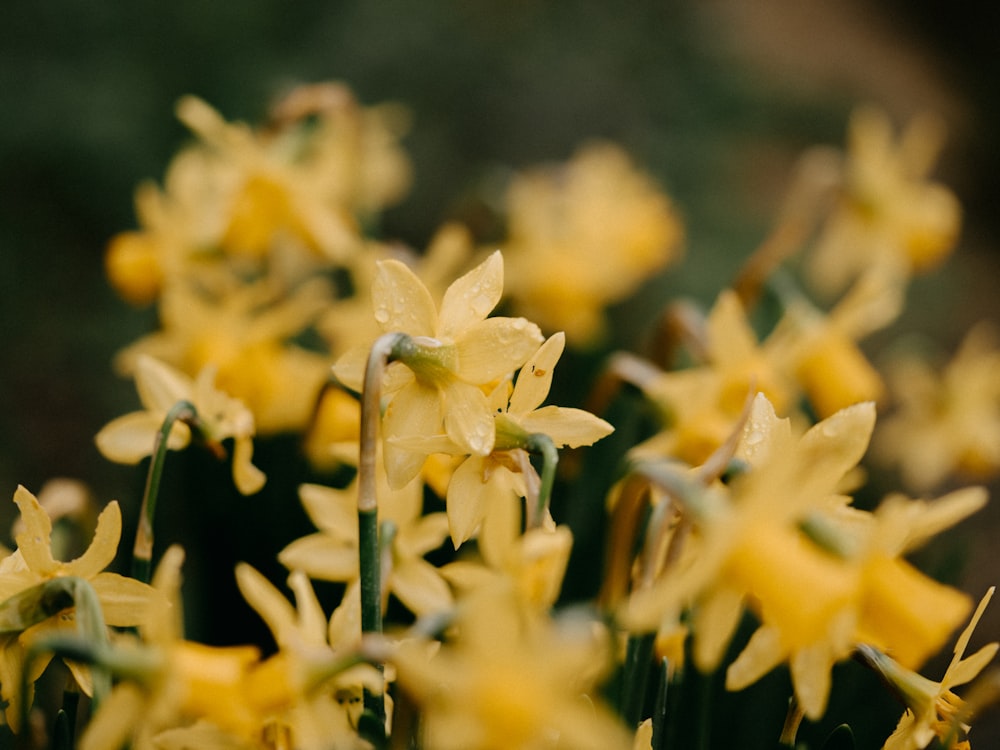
[279,476,453,618]
[876,587,998,750]
[501,141,683,345]
[875,323,1000,492]
[807,106,961,296]
[333,250,543,488]
[0,486,156,729]
[392,585,632,750]
[236,565,381,749]
[95,355,265,495]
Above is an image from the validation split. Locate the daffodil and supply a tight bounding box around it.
[96,354,265,495]
[391,584,632,750]
[235,565,380,750]
[622,394,877,718]
[115,278,332,435]
[501,141,683,345]
[874,323,1000,492]
[807,106,961,296]
[279,475,453,618]
[0,485,156,728]
[870,587,998,750]
[333,250,543,488]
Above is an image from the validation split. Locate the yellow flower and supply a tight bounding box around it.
[874,323,1000,492]
[876,588,998,750]
[0,485,156,729]
[279,475,453,618]
[95,355,265,495]
[116,278,332,435]
[392,584,632,750]
[235,565,381,749]
[427,332,612,547]
[622,394,877,718]
[333,250,543,488]
[501,142,683,345]
[807,106,961,296]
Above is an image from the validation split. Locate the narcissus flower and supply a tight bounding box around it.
[96,355,265,495]
[501,142,683,345]
[333,250,543,488]
[873,587,998,750]
[391,585,632,750]
[0,486,156,728]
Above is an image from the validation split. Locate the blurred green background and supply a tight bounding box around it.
[1,1,999,746]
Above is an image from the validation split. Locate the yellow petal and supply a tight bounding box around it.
[372,259,437,336]
[95,411,190,464]
[726,625,786,691]
[78,683,145,750]
[446,456,491,548]
[299,483,359,538]
[442,380,494,456]
[232,436,266,495]
[89,572,158,627]
[790,641,835,719]
[455,317,544,385]
[65,501,122,580]
[391,559,454,617]
[13,486,56,576]
[134,355,194,413]
[397,513,450,558]
[519,406,614,448]
[438,250,504,338]
[509,333,565,415]
[235,563,297,645]
[279,534,359,582]
[383,382,442,487]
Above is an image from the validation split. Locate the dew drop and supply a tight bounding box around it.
[374,306,390,324]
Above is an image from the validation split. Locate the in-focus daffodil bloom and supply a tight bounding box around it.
[875,322,1000,492]
[333,250,543,488]
[807,106,961,296]
[392,585,632,750]
[279,476,453,618]
[0,486,156,728]
[501,141,683,345]
[873,587,998,750]
[401,332,612,548]
[96,354,265,495]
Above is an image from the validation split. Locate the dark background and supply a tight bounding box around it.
[1,1,998,746]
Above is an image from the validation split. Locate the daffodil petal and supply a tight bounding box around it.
[232,436,266,495]
[134,355,194,412]
[391,559,453,617]
[725,625,787,691]
[509,333,565,415]
[279,534,359,582]
[383,382,442,487]
[442,381,494,456]
[519,406,614,448]
[299,483,359,538]
[397,513,450,558]
[89,572,157,627]
[78,683,145,750]
[446,456,490,548]
[372,259,437,336]
[790,643,835,720]
[235,563,297,645]
[12,486,56,576]
[948,642,1000,689]
[455,317,544,385]
[438,250,503,338]
[66,501,122,579]
[95,411,190,465]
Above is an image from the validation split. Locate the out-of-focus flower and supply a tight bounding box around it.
[874,323,1000,492]
[279,476,453,618]
[333,250,543,488]
[872,587,998,750]
[391,584,632,750]
[96,355,265,495]
[623,394,877,718]
[501,142,683,345]
[115,280,331,436]
[235,565,379,749]
[807,106,961,296]
[0,486,156,729]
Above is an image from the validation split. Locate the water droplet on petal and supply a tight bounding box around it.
[374,306,390,324]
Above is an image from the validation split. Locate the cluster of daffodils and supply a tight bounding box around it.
[4,85,1000,750]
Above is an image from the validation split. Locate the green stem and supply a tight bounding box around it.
[524,433,558,529]
[620,633,655,727]
[132,400,197,584]
[357,332,410,730]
